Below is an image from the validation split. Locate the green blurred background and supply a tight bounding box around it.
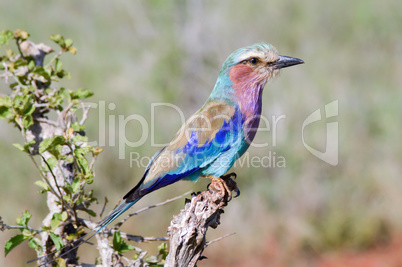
[1,0,401,266]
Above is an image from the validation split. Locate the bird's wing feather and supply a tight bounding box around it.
[133,101,241,196]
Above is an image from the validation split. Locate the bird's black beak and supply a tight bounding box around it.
[272,55,304,69]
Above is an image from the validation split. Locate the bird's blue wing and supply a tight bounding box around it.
[136,101,243,196]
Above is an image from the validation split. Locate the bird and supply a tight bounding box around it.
[33,43,303,264]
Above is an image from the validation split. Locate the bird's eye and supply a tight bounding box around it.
[249,58,259,65]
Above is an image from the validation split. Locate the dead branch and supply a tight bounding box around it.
[165,173,239,267]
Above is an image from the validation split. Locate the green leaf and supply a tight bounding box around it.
[23,140,36,152]
[83,208,96,217]
[145,255,159,264]
[41,226,51,231]
[76,145,92,155]
[71,121,85,132]
[55,58,62,72]
[39,135,65,154]
[28,237,43,253]
[16,211,31,226]
[14,58,28,68]
[61,211,68,221]
[32,66,50,82]
[66,233,78,240]
[63,182,72,195]
[0,30,14,46]
[71,135,88,143]
[50,219,61,231]
[64,156,74,163]
[8,82,18,90]
[48,144,63,159]
[113,231,122,251]
[4,234,28,256]
[46,156,58,169]
[23,115,33,128]
[34,180,49,191]
[49,233,63,250]
[78,157,89,175]
[68,46,77,55]
[13,143,24,151]
[85,174,94,184]
[119,243,135,253]
[49,34,65,48]
[69,88,93,100]
[63,194,71,202]
[65,39,73,48]
[21,95,35,116]
[56,69,69,79]
[13,139,32,153]
[52,212,63,221]
[22,229,32,238]
[0,96,13,119]
[112,231,134,253]
[0,106,12,119]
[158,242,168,260]
[71,177,80,192]
[28,60,35,71]
[14,29,29,40]
[74,147,90,174]
[55,258,66,267]
[13,95,22,110]
[0,95,12,106]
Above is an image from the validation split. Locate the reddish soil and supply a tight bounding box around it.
[318,238,402,267]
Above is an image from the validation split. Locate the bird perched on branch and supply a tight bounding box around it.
[34,43,303,263]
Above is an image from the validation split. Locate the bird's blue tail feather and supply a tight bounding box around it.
[96,200,137,232]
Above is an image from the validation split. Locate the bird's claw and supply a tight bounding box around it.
[226,172,237,180]
[203,173,240,202]
[220,172,240,201]
[234,187,240,198]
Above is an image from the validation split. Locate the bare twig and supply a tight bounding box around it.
[115,191,192,229]
[15,39,25,59]
[88,153,98,178]
[78,218,167,243]
[0,222,42,233]
[45,50,63,69]
[28,155,63,202]
[99,197,108,219]
[106,229,168,243]
[205,232,235,247]
[57,101,75,129]
[40,154,71,213]
[0,62,10,83]
[35,117,59,127]
[79,101,90,125]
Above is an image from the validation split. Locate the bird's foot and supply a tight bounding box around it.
[204,173,240,202]
[220,172,240,200]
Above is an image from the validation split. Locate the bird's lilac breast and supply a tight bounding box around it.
[242,108,261,146]
[228,64,265,146]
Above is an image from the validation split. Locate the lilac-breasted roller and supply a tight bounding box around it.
[40,43,303,261]
[100,43,302,229]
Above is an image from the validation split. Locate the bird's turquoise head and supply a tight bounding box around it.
[210,43,303,101]
[223,43,303,85]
